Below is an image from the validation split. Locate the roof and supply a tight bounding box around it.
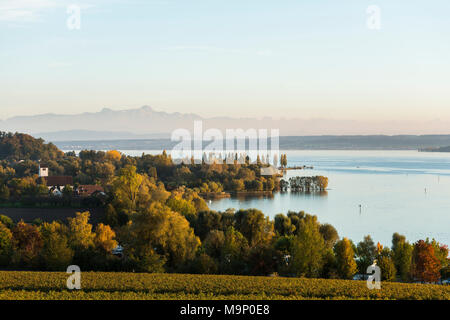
[43,176,73,186]
[77,185,104,196]
[39,163,49,168]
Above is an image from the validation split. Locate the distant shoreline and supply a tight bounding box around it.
[52,135,450,152]
[419,146,450,153]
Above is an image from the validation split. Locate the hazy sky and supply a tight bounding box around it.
[1,0,450,127]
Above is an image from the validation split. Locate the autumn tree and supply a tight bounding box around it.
[111,165,144,213]
[0,222,13,265]
[122,203,200,271]
[412,240,441,283]
[106,150,122,162]
[316,176,329,190]
[166,195,197,222]
[67,211,95,250]
[94,223,118,253]
[111,165,169,214]
[334,237,357,279]
[230,179,245,192]
[429,239,449,274]
[12,220,43,267]
[280,154,287,168]
[0,215,13,229]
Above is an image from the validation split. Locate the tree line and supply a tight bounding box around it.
[0,132,448,282]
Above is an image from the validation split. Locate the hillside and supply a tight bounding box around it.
[0,271,448,300]
[0,132,63,161]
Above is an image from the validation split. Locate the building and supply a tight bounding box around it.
[38,163,49,177]
[38,163,73,190]
[44,176,74,189]
[76,185,104,197]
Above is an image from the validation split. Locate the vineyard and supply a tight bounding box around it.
[0,271,448,300]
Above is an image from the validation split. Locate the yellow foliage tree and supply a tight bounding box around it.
[67,211,95,249]
[123,203,200,268]
[334,237,358,279]
[112,166,169,214]
[106,150,122,162]
[94,223,118,253]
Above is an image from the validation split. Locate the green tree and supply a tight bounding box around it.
[0,184,10,200]
[219,227,249,275]
[320,223,339,250]
[392,233,413,281]
[62,185,73,199]
[376,247,396,282]
[291,215,326,277]
[39,221,74,270]
[247,244,277,276]
[356,235,377,274]
[234,209,274,247]
[104,203,119,227]
[274,214,296,236]
[193,211,223,241]
[187,253,218,275]
[203,229,225,259]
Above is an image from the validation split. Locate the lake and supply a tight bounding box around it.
[73,149,450,247]
[208,150,450,247]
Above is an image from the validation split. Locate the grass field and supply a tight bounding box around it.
[0,271,448,300]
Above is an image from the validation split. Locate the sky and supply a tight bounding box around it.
[1,0,450,131]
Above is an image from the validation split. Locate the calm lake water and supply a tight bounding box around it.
[75,149,450,247]
[208,150,450,247]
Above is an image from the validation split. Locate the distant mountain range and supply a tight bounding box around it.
[34,130,167,141]
[3,106,450,141]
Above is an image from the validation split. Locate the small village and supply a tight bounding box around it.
[37,163,105,198]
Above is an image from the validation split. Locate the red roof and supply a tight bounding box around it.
[77,185,104,196]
